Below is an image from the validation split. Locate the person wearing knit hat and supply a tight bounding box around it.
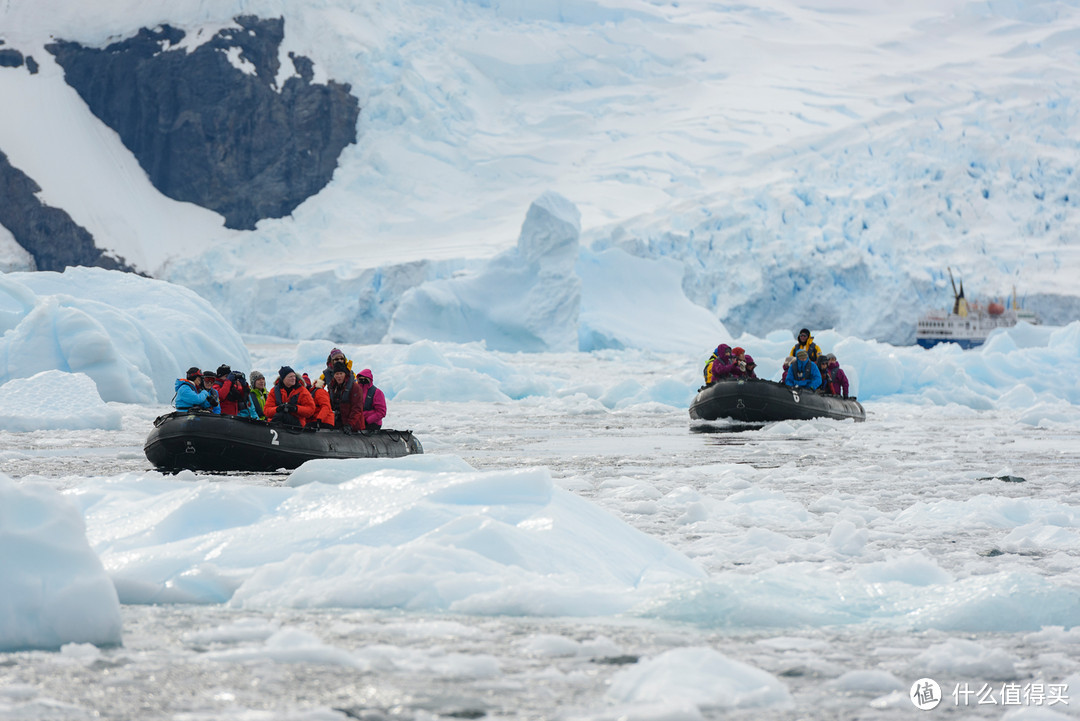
[730,346,756,379]
[248,370,268,419]
[320,348,353,385]
[264,366,316,427]
[785,347,822,390]
[326,360,364,432]
[825,355,851,399]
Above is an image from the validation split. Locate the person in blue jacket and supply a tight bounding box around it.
[784,349,822,390]
[174,367,220,413]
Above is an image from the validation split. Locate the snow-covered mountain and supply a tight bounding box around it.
[2,0,1079,348]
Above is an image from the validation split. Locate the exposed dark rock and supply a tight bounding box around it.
[0,150,136,272]
[25,55,39,74]
[47,16,360,230]
[0,48,24,68]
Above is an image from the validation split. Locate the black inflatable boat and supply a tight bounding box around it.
[689,378,865,424]
[144,412,424,472]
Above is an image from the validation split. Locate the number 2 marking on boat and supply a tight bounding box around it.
[270,429,280,445]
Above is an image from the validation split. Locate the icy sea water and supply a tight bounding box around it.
[2,394,1080,720]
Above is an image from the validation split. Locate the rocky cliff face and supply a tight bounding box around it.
[47,16,360,231]
[0,150,133,272]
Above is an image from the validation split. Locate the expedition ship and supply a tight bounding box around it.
[916,269,1038,349]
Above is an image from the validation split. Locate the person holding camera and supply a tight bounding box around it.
[730,347,758,379]
[264,366,316,427]
[201,370,222,414]
[212,364,254,417]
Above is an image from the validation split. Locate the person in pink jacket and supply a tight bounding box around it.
[355,368,388,430]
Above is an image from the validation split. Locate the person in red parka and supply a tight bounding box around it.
[355,368,387,430]
[326,361,364,432]
[308,375,336,429]
[264,366,316,427]
[212,364,253,416]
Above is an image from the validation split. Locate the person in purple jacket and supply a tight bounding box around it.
[703,344,737,384]
[826,354,850,398]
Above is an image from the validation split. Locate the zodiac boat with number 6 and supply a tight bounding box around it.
[689,378,865,424]
[144,411,424,472]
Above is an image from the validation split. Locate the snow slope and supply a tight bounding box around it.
[1,0,1079,346]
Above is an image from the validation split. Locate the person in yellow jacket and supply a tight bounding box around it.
[789,328,822,363]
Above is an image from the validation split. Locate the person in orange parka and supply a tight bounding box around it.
[264,366,316,427]
[309,375,336,428]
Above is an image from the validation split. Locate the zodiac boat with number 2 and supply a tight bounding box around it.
[144,411,424,472]
[689,378,865,424]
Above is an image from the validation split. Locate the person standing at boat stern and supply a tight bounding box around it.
[789,328,822,363]
[784,349,822,390]
[264,366,316,427]
[319,347,353,385]
[356,369,387,430]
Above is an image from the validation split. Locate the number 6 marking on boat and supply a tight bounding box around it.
[791,389,800,403]
[270,429,280,445]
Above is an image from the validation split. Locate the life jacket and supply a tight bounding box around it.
[790,360,815,382]
[270,384,315,427]
[789,338,821,363]
[249,387,267,418]
[328,373,355,411]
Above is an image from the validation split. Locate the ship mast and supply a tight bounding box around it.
[948,267,968,317]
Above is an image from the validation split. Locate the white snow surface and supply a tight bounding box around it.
[1,0,1079,345]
